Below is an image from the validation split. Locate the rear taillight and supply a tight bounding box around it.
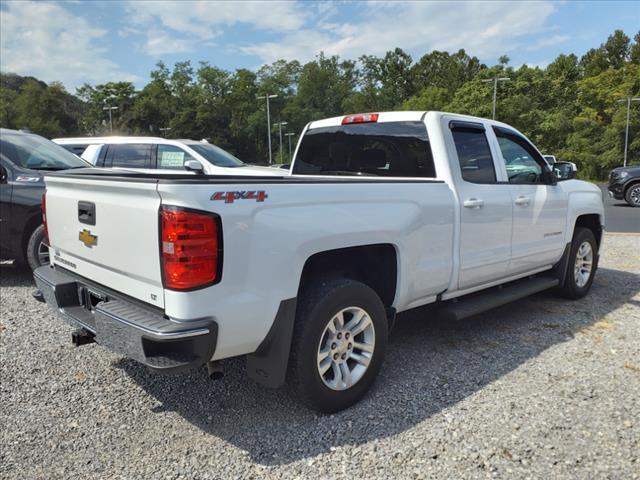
[342,113,379,125]
[41,192,49,243]
[160,206,222,290]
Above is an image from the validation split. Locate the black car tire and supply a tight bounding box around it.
[558,227,598,299]
[26,224,49,270]
[288,278,388,413]
[624,183,640,207]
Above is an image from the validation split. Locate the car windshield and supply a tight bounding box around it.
[0,132,90,170]
[187,143,244,168]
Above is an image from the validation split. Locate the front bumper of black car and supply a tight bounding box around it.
[607,180,625,199]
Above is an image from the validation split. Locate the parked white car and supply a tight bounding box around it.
[52,137,280,176]
[36,111,604,412]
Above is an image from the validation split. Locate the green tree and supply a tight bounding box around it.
[402,86,449,111]
[631,31,640,64]
[412,49,484,94]
[1,77,82,137]
[76,81,136,134]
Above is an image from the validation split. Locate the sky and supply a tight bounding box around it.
[1,1,638,92]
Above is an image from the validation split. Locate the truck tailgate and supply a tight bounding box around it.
[45,176,164,308]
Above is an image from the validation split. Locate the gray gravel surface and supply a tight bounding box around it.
[1,234,639,479]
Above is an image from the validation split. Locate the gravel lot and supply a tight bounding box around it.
[1,234,639,480]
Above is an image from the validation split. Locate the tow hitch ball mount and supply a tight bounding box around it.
[71,328,95,347]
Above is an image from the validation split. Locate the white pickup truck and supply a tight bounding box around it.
[34,111,604,412]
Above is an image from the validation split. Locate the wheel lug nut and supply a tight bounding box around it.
[341,353,346,360]
[331,343,337,350]
[337,333,342,339]
[333,353,339,360]
[345,333,350,339]
[348,343,352,349]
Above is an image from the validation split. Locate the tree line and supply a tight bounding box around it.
[1,29,639,179]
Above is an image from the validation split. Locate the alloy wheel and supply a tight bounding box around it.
[574,241,593,288]
[316,306,375,391]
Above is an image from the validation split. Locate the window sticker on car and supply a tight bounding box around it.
[160,151,185,167]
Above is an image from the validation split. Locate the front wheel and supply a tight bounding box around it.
[26,224,49,270]
[624,183,640,207]
[558,227,598,299]
[288,278,388,413]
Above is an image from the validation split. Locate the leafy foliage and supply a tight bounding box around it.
[1,29,638,176]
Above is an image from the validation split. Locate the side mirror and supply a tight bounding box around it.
[554,161,577,181]
[541,164,557,185]
[183,160,205,174]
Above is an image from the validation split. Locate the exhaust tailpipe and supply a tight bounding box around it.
[206,360,224,380]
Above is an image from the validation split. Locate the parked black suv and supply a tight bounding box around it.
[0,129,89,269]
[608,165,640,207]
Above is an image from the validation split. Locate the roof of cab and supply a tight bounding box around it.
[306,110,517,131]
[307,111,427,129]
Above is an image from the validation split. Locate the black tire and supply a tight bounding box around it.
[288,278,388,413]
[558,227,598,299]
[26,224,49,270]
[624,183,640,207]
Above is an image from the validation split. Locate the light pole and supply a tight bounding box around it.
[159,127,171,138]
[257,94,278,164]
[617,96,640,167]
[284,132,295,162]
[103,104,118,133]
[481,77,510,119]
[274,121,288,163]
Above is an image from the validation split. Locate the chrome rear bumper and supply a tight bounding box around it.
[33,265,217,373]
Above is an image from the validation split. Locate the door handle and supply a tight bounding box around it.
[463,198,484,209]
[514,195,530,206]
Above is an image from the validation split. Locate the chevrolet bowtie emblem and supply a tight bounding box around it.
[79,229,98,248]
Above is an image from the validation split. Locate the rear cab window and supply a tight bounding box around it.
[292,121,436,177]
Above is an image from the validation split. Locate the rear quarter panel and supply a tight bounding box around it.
[158,179,455,360]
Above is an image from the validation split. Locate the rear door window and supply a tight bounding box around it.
[105,144,153,168]
[292,121,436,177]
[450,126,496,184]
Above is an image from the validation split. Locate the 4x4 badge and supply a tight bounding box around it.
[79,229,98,248]
[211,191,268,203]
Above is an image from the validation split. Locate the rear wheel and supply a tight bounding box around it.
[26,224,49,270]
[558,227,597,299]
[624,183,640,207]
[289,278,388,413]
